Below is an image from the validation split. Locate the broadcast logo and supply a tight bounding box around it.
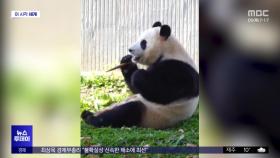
[248,10,269,23]
[11,125,33,154]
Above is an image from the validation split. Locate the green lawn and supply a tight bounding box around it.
[80,74,198,158]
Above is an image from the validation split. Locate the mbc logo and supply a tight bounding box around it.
[248,10,269,17]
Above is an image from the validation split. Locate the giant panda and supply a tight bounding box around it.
[81,22,199,129]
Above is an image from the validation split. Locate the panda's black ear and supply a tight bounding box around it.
[152,21,162,27]
[160,25,171,40]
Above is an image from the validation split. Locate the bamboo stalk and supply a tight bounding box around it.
[106,63,129,72]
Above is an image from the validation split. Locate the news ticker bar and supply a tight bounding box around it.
[12,146,269,154]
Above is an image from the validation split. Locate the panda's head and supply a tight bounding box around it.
[128,22,173,65]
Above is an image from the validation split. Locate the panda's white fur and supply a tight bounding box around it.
[82,22,199,129]
[139,95,198,129]
[129,27,197,71]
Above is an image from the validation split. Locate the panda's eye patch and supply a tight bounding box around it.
[140,40,147,50]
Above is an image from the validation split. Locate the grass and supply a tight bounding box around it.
[80,73,198,158]
[80,74,130,113]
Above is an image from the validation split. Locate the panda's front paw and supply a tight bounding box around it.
[120,55,133,64]
[120,55,137,72]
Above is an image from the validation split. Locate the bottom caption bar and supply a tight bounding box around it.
[13,146,269,154]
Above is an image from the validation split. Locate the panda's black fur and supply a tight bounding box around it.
[82,22,199,129]
[82,101,145,127]
[123,55,199,104]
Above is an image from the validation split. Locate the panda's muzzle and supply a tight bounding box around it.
[128,49,141,62]
[128,48,139,57]
[132,55,141,62]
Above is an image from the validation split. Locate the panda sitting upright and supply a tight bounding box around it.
[82,22,199,129]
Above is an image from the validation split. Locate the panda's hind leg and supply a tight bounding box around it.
[81,101,146,128]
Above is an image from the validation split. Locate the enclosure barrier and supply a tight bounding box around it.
[81,0,198,72]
